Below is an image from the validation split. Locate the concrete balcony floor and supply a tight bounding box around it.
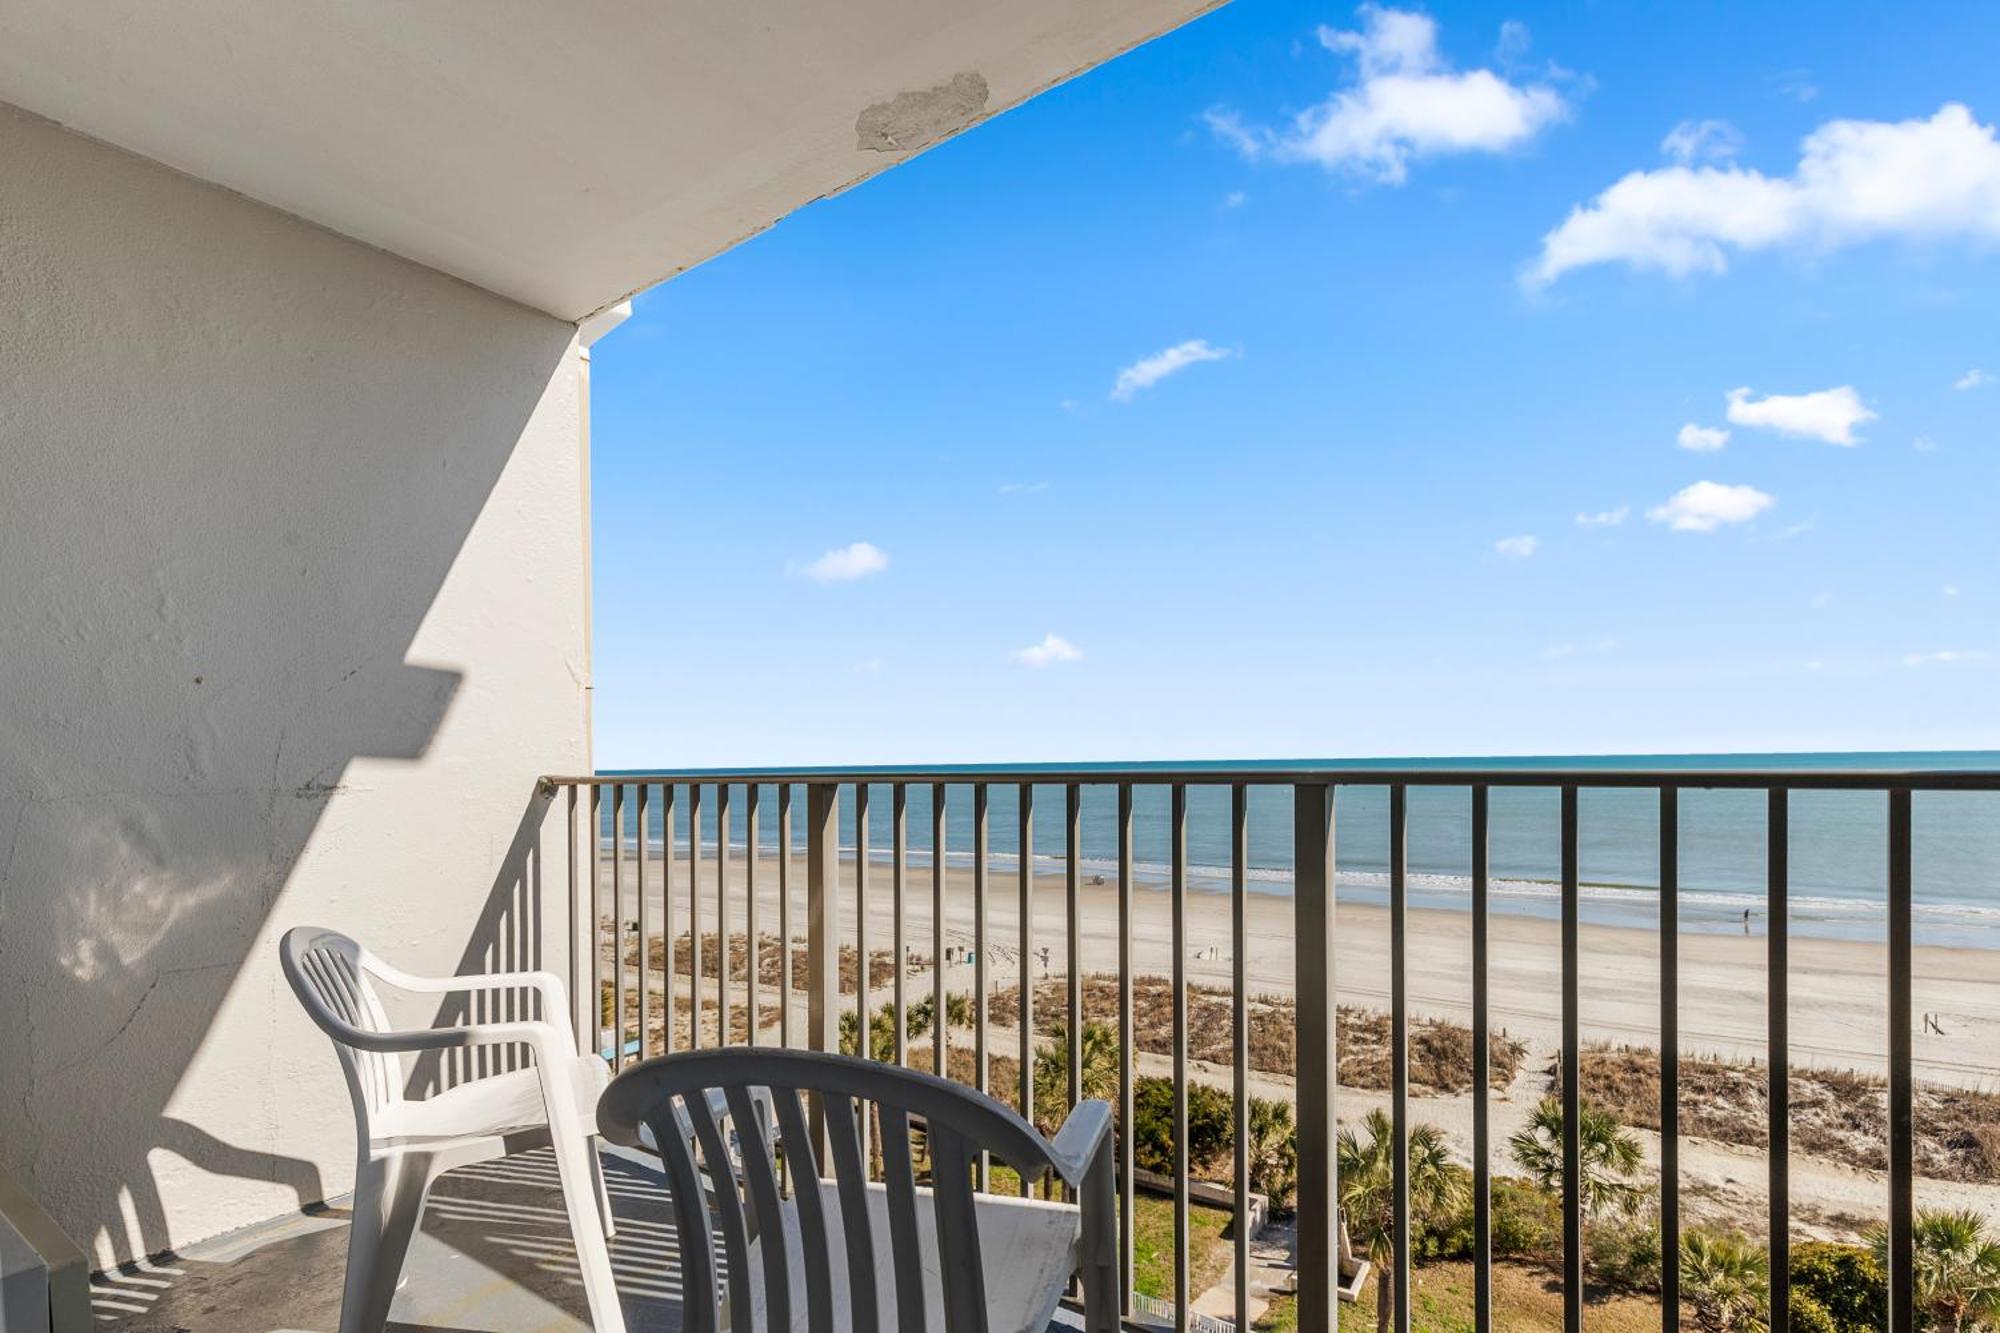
[89,1147,1091,1331]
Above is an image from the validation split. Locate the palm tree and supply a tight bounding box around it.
[1338,1108,1463,1333]
[1030,1019,1120,1135]
[1508,1096,1650,1218]
[1245,1097,1297,1208]
[838,1005,898,1062]
[1870,1208,2000,1332]
[1681,1229,1769,1332]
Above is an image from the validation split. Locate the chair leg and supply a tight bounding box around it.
[340,1152,431,1333]
[588,1136,618,1240]
[551,1126,629,1333]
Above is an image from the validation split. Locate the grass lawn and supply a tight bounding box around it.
[1130,1192,1234,1301]
[1256,1261,1662,1332]
[983,1166,1234,1304]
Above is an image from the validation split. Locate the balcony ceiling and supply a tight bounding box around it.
[0,0,1221,323]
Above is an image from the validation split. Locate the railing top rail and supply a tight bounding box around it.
[543,766,2000,792]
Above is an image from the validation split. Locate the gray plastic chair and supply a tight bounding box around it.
[597,1047,1118,1333]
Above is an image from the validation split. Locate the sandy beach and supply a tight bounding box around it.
[591,845,2000,1238]
[595,845,2000,1088]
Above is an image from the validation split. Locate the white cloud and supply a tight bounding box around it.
[854,657,884,675]
[1773,69,1819,105]
[1528,104,2000,286]
[1647,481,1776,533]
[1111,340,1235,401]
[1903,649,1987,667]
[1662,118,1744,165]
[1725,385,1875,445]
[1774,515,1819,541]
[1494,534,1539,559]
[1913,434,1939,453]
[1956,368,1993,390]
[1944,584,1962,597]
[1575,506,1629,528]
[1011,633,1084,668]
[1222,190,1249,209]
[1677,422,1731,452]
[790,541,889,583]
[1206,5,1568,185]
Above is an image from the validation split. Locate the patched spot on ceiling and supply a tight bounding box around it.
[856,71,990,153]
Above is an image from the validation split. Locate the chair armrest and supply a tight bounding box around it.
[341,1018,570,1059]
[364,958,571,1024]
[1046,1099,1114,1186]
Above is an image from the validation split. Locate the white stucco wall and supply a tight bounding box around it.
[0,102,591,1267]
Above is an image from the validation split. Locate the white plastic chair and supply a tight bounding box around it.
[279,926,627,1333]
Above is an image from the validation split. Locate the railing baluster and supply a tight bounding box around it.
[718,782,732,1041]
[1117,782,1136,1317]
[1231,783,1250,1333]
[1472,783,1492,1333]
[1390,783,1411,1333]
[1769,788,1790,1327]
[611,783,626,1068]
[974,782,990,1192]
[1660,785,1679,1333]
[1888,788,1915,1333]
[589,784,603,1066]
[637,782,650,1061]
[933,782,948,1079]
[778,784,791,1054]
[746,783,761,1048]
[1294,782,1337,1332]
[857,783,871,1062]
[689,783,703,1050]
[1066,783,1082,1114]
[567,785,583,1050]
[806,783,839,1060]
[1171,782,1190,1331]
[1019,780,1035,1189]
[1561,785,1582,1333]
[894,782,908,1067]
[662,783,678,1055]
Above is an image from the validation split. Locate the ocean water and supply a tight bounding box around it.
[598,754,2000,950]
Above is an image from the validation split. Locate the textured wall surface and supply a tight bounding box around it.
[0,102,590,1267]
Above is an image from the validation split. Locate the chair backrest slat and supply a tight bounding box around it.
[685,1092,755,1328]
[724,1085,791,1331]
[822,1093,879,1333]
[283,929,401,1121]
[651,1102,719,1333]
[878,1107,927,1333]
[927,1122,988,1333]
[772,1086,834,1333]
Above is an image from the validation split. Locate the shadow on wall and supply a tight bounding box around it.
[0,102,580,1269]
[408,793,558,1098]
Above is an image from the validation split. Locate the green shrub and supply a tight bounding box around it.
[1789,1241,1885,1332]
[1415,1173,1563,1266]
[1492,1176,1563,1263]
[1130,1076,1232,1178]
[1412,1164,1476,1261]
[1587,1214,1662,1290]
[1788,1293,1840,1333]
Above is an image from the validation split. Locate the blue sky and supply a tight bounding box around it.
[589,0,1999,768]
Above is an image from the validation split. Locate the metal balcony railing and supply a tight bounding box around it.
[540,765,2000,1333]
